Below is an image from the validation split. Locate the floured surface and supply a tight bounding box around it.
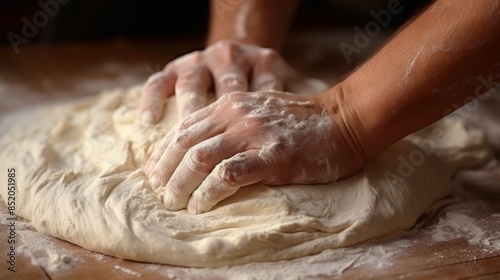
[2,173,499,279]
[0,83,492,268]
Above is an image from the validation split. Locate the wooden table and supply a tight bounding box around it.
[0,34,499,279]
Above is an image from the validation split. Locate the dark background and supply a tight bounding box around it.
[0,0,430,46]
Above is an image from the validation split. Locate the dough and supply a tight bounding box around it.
[0,81,491,267]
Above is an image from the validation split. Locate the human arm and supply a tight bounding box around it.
[146,0,500,214]
[328,0,500,160]
[206,0,299,50]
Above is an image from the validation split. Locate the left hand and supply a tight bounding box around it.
[139,40,294,124]
[144,90,366,214]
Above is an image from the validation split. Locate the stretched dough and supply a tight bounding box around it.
[0,82,491,267]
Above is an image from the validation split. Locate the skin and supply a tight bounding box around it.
[143,0,500,214]
[139,0,299,123]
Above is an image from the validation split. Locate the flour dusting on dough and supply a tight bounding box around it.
[0,81,492,268]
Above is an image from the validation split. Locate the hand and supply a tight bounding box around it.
[144,89,366,214]
[139,40,294,124]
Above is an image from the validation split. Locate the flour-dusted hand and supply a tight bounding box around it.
[139,40,294,124]
[144,89,367,214]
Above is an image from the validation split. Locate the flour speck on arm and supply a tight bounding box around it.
[236,2,252,39]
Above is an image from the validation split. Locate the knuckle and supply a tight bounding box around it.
[174,51,204,66]
[181,68,198,80]
[221,92,251,113]
[215,40,237,51]
[217,153,250,187]
[189,51,203,62]
[163,62,174,71]
[219,165,240,187]
[218,73,246,89]
[177,69,203,90]
[215,40,239,60]
[145,72,165,88]
[261,48,279,61]
[220,91,241,102]
[259,143,285,167]
[178,116,193,130]
[173,130,192,151]
[188,146,211,173]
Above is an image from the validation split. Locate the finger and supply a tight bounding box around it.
[145,101,221,177]
[148,117,224,190]
[175,66,212,118]
[144,125,178,176]
[162,133,247,211]
[140,71,176,124]
[187,149,268,214]
[250,50,285,91]
[207,40,249,98]
[213,71,249,98]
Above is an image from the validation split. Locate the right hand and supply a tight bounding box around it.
[144,88,368,214]
[139,40,296,124]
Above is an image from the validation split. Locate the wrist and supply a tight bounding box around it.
[336,76,406,161]
[312,84,368,178]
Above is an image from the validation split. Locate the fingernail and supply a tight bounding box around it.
[163,191,175,210]
[149,174,161,189]
[141,111,155,124]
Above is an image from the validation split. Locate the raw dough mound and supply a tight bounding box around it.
[0,83,491,267]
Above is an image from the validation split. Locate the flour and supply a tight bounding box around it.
[219,73,247,89]
[432,211,485,243]
[0,81,492,268]
[115,265,142,278]
[231,93,335,183]
[8,197,498,279]
[140,238,412,280]
[257,112,340,182]
[252,72,282,90]
[42,251,74,272]
[176,91,207,116]
[94,253,107,262]
[403,43,427,84]
[5,179,499,279]
[236,2,251,39]
[1,216,80,273]
[430,201,500,251]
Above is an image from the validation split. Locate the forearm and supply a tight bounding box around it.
[207,0,299,50]
[325,0,500,160]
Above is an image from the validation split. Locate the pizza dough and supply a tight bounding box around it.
[0,82,491,267]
